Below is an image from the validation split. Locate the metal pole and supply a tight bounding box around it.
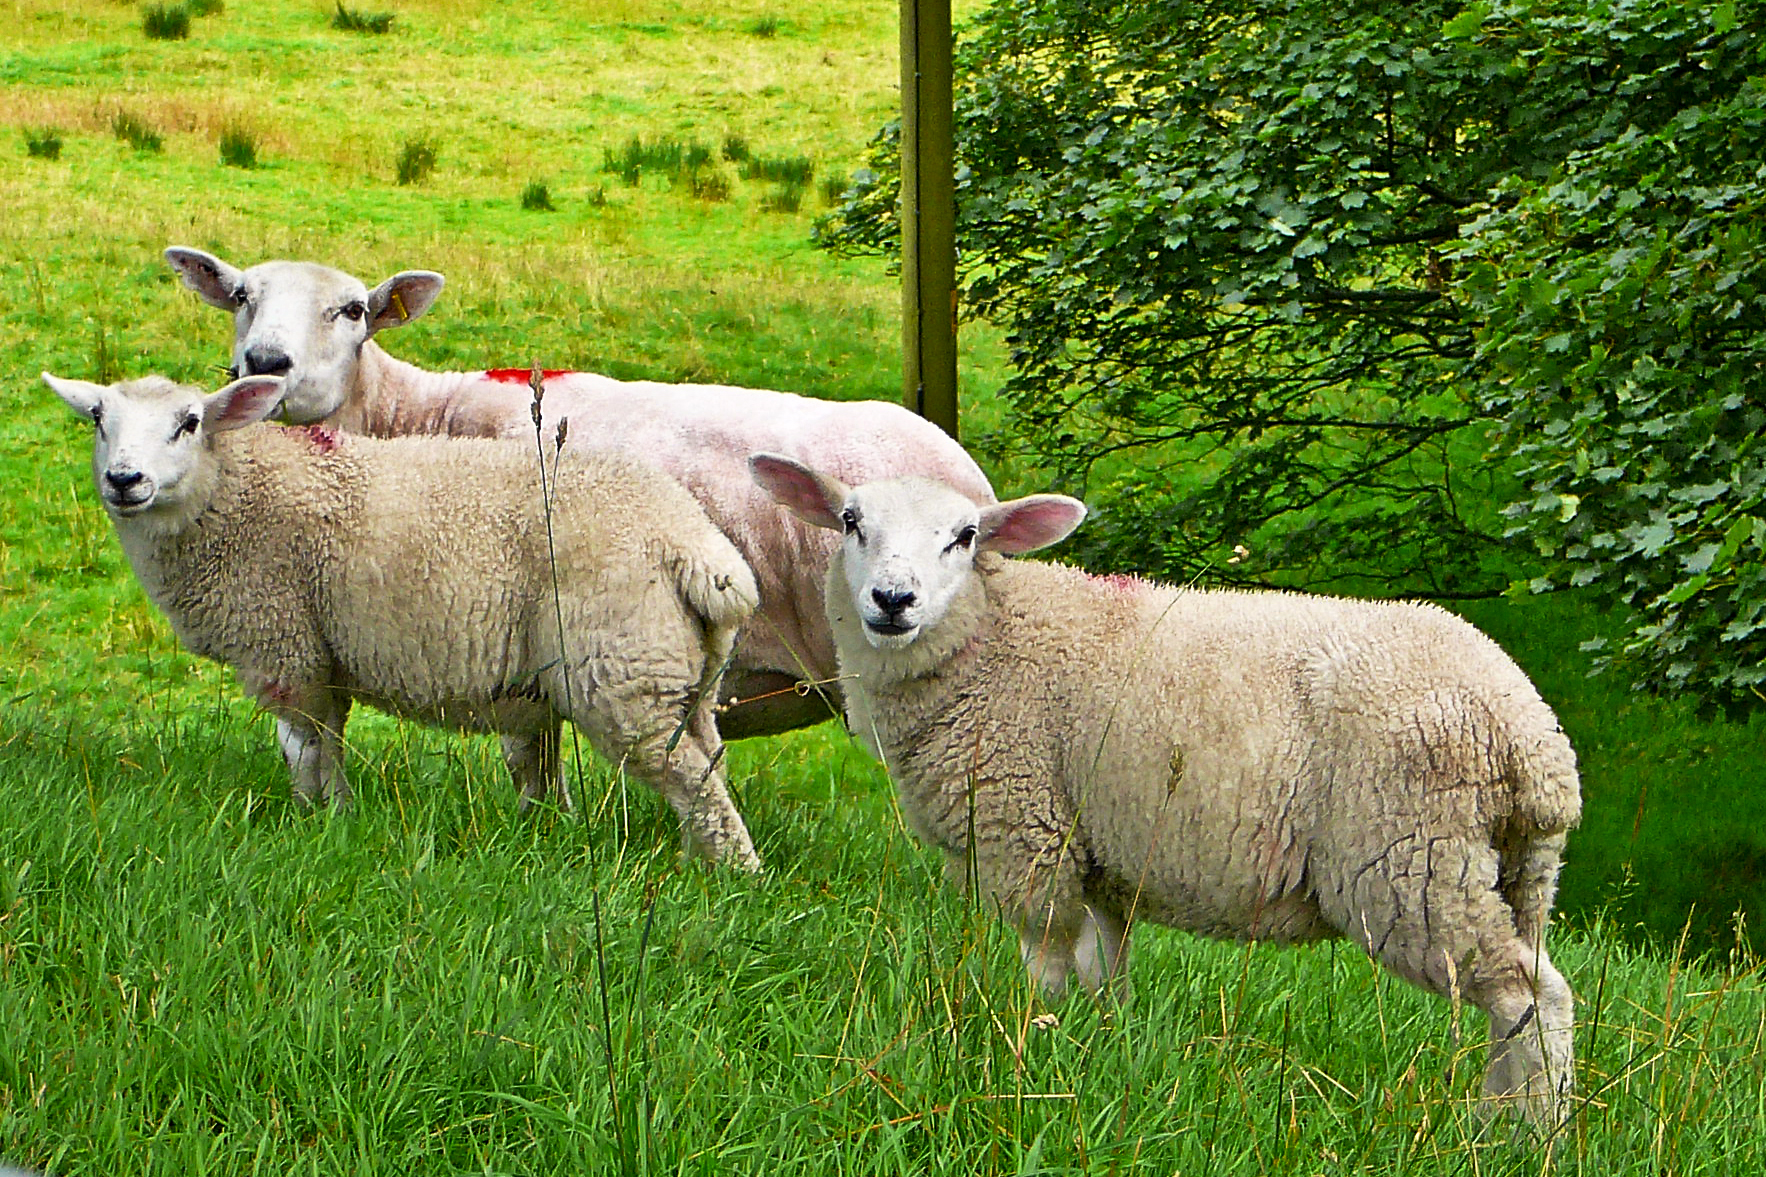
[900,0,959,440]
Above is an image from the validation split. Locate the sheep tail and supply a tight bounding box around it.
[666,536,760,682]
[1495,718,1582,948]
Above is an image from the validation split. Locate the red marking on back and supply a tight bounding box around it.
[1088,572,1143,596]
[484,368,572,384]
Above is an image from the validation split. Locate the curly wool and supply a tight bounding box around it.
[832,553,1580,1122]
[94,378,762,868]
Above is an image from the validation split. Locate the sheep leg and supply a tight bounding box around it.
[1072,902,1133,996]
[1018,897,1132,998]
[570,682,761,872]
[1329,834,1574,1125]
[970,832,1099,1000]
[1474,942,1574,1125]
[271,689,351,810]
[645,701,760,872]
[501,721,573,813]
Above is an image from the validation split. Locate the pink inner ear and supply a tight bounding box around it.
[750,455,844,530]
[981,496,1087,554]
[208,378,286,430]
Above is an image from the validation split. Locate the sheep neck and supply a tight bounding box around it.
[346,341,508,440]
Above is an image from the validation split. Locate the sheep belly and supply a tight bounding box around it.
[1060,650,1335,943]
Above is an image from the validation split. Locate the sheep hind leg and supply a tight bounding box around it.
[1343,836,1574,1127]
[598,698,761,873]
[501,721,573,814]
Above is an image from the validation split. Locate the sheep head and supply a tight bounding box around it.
[750,452,1086,649]
[164,247,443,425]
[44,372,285,534]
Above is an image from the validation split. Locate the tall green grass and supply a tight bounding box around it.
[2,704,1763,1174]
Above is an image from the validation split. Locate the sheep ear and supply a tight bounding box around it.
[165,246,247,309]
[203,376,286,432]
[365,270,445,334]
[750,453,849,531]
[42,371,108,421]
[977,495,1087,554]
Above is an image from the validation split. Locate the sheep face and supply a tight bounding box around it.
[43,372,286,531]
[750,453,1087,649]
[165,248,443,425]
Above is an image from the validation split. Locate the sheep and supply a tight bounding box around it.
[750,454,1582,1124]
[43,370,765,871]
[162,246,998,740]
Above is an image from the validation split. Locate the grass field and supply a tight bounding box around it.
[3,1,1765,1172]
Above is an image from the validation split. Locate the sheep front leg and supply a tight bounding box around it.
[271,689,352,810]
[1016,901,1131,1001]
[501,721,572,813]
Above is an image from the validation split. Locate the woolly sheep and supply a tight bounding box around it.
[44,371,764,871]
[162,246,998,739]
[750,454,1582,1124]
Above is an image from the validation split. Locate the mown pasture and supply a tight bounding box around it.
[2,2,1764,1172]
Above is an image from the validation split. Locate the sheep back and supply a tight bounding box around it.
[850,557,1580,946]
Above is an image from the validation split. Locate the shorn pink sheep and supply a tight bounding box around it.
[165,247,997,739]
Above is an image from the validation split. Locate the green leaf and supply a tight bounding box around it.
[1443,4,1492,40]
[1666,574,1710,605]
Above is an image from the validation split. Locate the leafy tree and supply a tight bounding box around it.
[821,0,1766,698]
[1461,19,1766,700]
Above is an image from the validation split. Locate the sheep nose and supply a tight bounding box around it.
[872,587,916,614]
[241,344,292,376]
[105,469,145,492]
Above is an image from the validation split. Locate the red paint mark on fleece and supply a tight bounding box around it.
[298,424,340,452]
[1087,571,1142,596]
[484,368,573,384]
[256,679,297,708]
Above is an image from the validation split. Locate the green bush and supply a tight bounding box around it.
[688,170,731,202]
[142,3,190,40]
[332,1,394,33]
[603,136,721,189]
[394,137,436,185]
[738,153,813,185]
[24,127,63,159]
[519,180,554,211]
[218,125,258,168]
[111,112,163,152]
[763,182,805,213]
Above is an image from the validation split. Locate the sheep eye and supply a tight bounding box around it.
[841,508,861,538]
[948,525,978,552]
[174,413,200,439]
[341,302,367,322]
[89,405,105,432]
[232,288,250,309]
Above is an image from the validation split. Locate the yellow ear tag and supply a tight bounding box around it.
[390,290,410,322]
